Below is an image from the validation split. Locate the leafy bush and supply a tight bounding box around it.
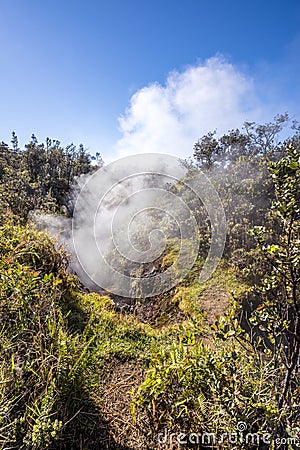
[132,321,279,448]
[0,224,96,449]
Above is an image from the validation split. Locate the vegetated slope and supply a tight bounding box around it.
[0,219,244,449]
[0,118,299,449]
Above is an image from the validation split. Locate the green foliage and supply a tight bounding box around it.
[172,262,248,320]
[0,223,182,448]
[0,221,67,275]
[132,323,278,444]
[248,145,300,441]
[181,114,296,265]
[0,224,97,449]
[130,128,300,449]
[1,119,300,449]
[76,292,158,363]
[0,135,99,220]
[192,113,289,169]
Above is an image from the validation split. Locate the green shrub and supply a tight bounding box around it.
[0,224,96,449]
[132,323,279,447]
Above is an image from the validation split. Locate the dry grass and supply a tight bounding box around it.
[95,359,146,449]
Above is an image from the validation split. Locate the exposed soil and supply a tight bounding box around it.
[199,288,230,324]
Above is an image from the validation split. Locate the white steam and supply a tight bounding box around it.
[32,154,226,299]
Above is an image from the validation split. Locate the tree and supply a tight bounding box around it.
[11,131,19,152]
[193,130,221,169]
[192,114,290,170]
[243,113,289,160]
[0,135,100,219]
[251,144,300,448]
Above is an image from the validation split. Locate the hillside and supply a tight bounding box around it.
[0,121,299,449]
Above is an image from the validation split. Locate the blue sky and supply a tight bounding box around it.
[1,0,300,160]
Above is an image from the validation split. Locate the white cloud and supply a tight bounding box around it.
[115,56,266,158]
